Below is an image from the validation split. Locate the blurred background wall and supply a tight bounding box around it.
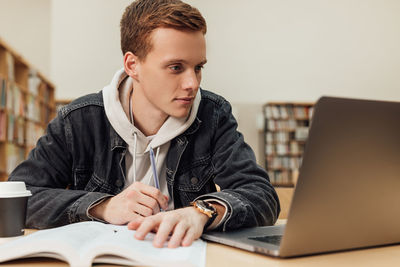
[1,0,400,165]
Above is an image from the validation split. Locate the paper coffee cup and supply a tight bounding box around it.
[0,181,32,237]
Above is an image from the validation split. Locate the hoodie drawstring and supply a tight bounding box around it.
[129,91,138,183]
[133,132,138,183]
[129,89,160,187]
[149,146,161,187]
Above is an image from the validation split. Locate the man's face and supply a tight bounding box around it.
[134,28,206,119]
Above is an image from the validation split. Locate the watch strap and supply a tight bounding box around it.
[204,210,218,230]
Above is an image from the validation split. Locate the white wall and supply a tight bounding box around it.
[50,0,131,100]
[49,0,400,103]
[2,0,399,102]
[190,0,400,165]
[2,0,400,164]
[186,0,400,104]
[0,0,51,76]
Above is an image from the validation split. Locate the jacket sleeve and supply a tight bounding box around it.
[8,113,112,229]
[196,100,280,231]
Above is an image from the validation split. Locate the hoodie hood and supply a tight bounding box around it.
[102,68,200,210]
[103,68,200,152]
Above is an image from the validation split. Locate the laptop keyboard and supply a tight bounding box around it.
[249,235,283,246]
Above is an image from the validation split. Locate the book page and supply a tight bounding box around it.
[0,221,113,267]
[0,222,207,267]
[86,224,206,267]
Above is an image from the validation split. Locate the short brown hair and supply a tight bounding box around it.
[120,0,207,60]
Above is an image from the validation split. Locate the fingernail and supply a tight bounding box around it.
[154,240,162,247]
[168,241,177,248]
[135,232,143,239]
[182,239,191,247]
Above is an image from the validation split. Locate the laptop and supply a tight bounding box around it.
[202,96,400,257]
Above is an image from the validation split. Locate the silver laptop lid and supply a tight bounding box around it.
[280,96,400,257]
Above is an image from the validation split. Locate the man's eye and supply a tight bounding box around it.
[195,65,204,73]
[169,65,182,72]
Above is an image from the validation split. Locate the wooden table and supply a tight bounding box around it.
[1,224,400,267]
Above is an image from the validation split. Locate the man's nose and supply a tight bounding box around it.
[182,70,200,91]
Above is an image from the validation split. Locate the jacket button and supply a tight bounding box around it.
[191,177,198,185]
[115,179,123,187]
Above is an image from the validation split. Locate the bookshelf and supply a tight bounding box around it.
[0,38,56,181]
[263,102,314,187]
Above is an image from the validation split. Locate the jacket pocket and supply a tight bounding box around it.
[73,167,93,190]
[174,161,216,205]
[74,168,107,192]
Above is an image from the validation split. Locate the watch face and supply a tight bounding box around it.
[200,200,216,213]
[191,200,216,218]
[197,200,208,209]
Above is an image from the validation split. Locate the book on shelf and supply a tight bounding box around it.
[6,82,13,111]
[7,113,14,142]
[264,102,314,186]
[0,110,5,141]
[5,51,14,81]
[264,104,313,121]
[26,94,40,122]
[267,156,302,169]
[0,221,206,267]
[0,38,56,180]
[5,143,25,174]
[26,121,44,148]
[28,69,40,96]
[12,84,25,117]
[16,117,24,145]
[0,77,6,108]
[295,127,309,141]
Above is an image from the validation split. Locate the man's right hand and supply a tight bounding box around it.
[88,182,169,225]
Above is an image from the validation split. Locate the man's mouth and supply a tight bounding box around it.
[175,96,194,104]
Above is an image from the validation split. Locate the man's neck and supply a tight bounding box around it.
[131,89,168,136]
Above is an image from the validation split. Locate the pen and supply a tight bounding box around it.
[149,147,163,211]
[149,147,160,189]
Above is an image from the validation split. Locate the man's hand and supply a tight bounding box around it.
[88,182,168,225]
[127,207,209,248]
[127,203,226,248]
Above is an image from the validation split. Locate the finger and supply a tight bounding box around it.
[168,222,188,248]
[153,216,177,248]
[181,228,199,247]
[127,216,158,233]
[124,211,143,225]
[136,194,161,214]
[134,215,161,240]
[127,216,144,230]
[129,201,153,217]
[134,183,168,210]
[126,190,159,215]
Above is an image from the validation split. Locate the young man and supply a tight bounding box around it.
[9,0,280,248]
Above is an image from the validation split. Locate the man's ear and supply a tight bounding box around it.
[124,52,140,80]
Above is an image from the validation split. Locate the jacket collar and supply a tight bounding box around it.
[182,117,202,136]
[109,116,201,151]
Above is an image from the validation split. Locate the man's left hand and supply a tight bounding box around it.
[127,207,209,248]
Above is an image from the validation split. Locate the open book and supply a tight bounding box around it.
[0,221,206,267]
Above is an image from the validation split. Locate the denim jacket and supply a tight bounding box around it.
[9,89,280,231]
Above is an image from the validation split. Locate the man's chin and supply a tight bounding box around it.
[169,108,191,119]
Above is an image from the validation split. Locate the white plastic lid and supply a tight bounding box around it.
[0,182,32,198]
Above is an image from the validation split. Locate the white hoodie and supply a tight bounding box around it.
[102,68,201,210]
